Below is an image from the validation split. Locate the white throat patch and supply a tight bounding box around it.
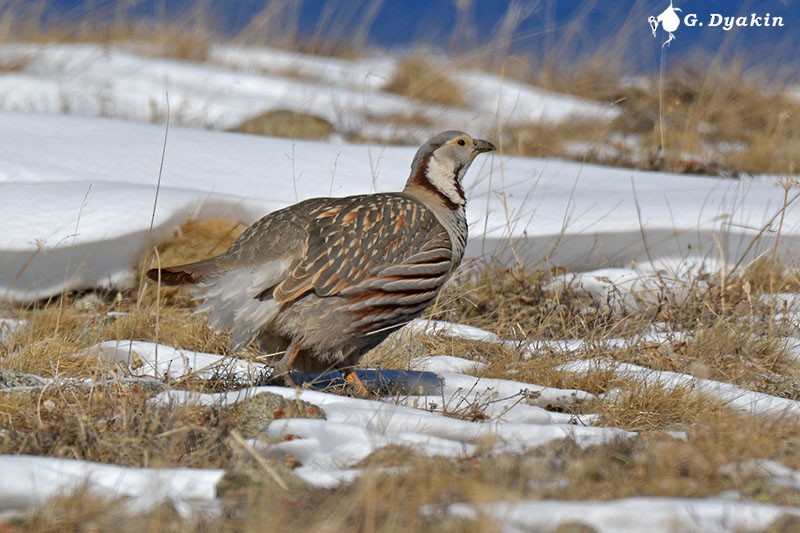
[425,153,465,206]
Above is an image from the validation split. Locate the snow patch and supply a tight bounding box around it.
[562,359,800,417]
[434,496,799,533]
[0,455,223,517]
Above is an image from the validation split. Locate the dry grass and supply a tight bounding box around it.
[0,0,366,62]
[235,403,800,517]
[509,59,800,176]
[12,408,800,532]
[0,54,27,72]
[0,384,232,468]
[614,61,800,176]
[0,1,213,62]
[431,262,650,342]
[141,217,247,275]
[552,409,800,502]
[404,254,800,402]
[0,219,252,484]
[1,218,246,378]
[384,55,467,108]
[233,109,335,140]
[12,487,132,532]
[2,214,800,530]
[504,117,614,160]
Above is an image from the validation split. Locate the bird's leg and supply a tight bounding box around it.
[273,342,301,387]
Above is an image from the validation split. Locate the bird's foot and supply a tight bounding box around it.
[267,344,301,388]
[262,360,297,388]
[344,370,372,398]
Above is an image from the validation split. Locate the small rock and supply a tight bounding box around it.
[0,370,46,389]
[230,392,325,439]
[553,522,598,533]
[72,292,106,312]
[99,377,169,396]
[217,457,303,499]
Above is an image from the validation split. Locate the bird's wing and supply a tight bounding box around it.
[272,194,454,335]
[148,195,453,348]
[147,198,327,286]
[149,199,328,351]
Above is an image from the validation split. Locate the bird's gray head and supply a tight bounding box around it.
[406,130,496,208]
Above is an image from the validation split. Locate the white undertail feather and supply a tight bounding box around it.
[425,153,465,206]
[193,259,290,351]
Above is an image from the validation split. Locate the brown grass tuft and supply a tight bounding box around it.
[507,58,800,176]
[503,117,614,161]
[384,55,467,108]
[597,381,716,432]
[11,410,800,532]
[220,407,800,528]
[0,382,233,468]
[431,262,649,341]
[15,485,128,532]
[233,109,335,140]
[0,55,28,72]
[143,217,247,273]
[0,1,213,62]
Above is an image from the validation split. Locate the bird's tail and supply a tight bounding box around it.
[146,257,223,286]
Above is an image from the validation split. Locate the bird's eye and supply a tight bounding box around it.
[457,139,466,146]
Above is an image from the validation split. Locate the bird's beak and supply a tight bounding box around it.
[474,139,497,154]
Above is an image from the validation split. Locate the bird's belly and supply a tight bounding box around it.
[273,289,436,369]
[274,294,371,364]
